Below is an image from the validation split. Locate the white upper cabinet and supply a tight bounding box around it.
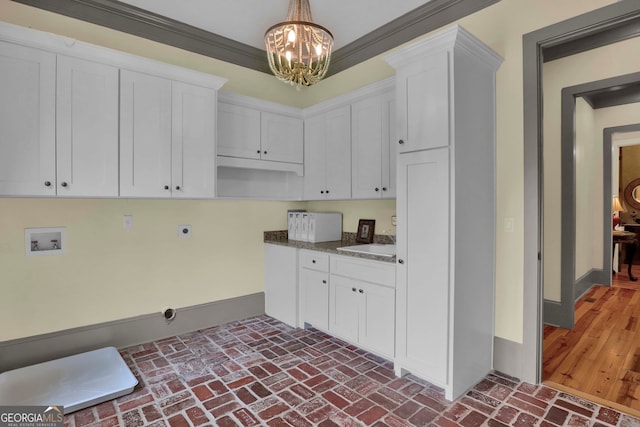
[394,49,450,153]
[0,42,118,197]
[171,81,217,198]
[217,94,303,166]
[56,55,119,197]
[0,22,226,199]
[120,70,173,198]
[351,89,396,199]
[0,42,56,196]
[303,105,351,200]
[120,71,217,198]
[217,103,261,160]
[260,112,303,164]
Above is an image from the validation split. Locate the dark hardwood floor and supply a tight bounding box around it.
[543,264,640,417]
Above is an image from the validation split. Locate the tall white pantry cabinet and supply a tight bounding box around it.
[385,26,502,400]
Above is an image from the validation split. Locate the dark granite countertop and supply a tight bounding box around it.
[264,231,396,263]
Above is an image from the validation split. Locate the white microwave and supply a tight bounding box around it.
[288,212,342,242]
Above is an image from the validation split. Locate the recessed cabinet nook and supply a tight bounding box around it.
[1,22,500,401]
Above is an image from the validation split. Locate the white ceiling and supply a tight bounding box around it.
[118,0,434,50]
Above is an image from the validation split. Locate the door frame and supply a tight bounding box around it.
[522,0,640,384]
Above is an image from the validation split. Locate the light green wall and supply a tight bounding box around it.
[0,0,624,344]
[0,197,395,341]
[575,98,603,281]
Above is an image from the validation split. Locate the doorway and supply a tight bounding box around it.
[542,122,640,414]
[521,0,640,388]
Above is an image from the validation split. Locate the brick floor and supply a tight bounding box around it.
[62,315,640,426]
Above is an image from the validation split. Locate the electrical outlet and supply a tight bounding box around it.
[504,218,515,233]
[391,215,397,226]
[178,225,192,238]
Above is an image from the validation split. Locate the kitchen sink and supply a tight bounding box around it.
[336,244,396,257]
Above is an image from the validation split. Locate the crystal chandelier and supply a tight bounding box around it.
[264,0,334,88]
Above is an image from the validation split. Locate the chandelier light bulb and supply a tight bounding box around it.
[287,29,296,43]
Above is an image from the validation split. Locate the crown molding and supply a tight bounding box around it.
[329,0,500,75]
[10,0,270,73]
[10,0,500,77]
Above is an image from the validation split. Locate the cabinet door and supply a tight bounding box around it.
[328,275,360,343]
[172,81,216,198]
[120,70,172,198]
[396,148,449,385]
[0,42,56,196]
[301,268,329,330]
[56,56,119,197]
[359,282,395,358]
[264,244,298,327]
[351,96,383,199]
[261,112,303,164]
[382,93,397,199]
[324,105,351,199]
[217,103,260,159]
[303,114,327,199]
[397,50,450,153]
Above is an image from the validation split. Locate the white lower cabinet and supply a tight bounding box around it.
[299,250,330,330]
[293,249,396,360]
[264,244,298,328]
[329,255,395,359]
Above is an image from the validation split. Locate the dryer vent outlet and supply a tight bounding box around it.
[162,307,176,322]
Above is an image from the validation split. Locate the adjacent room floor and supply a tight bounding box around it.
[544,264,640,420]
[65,315,639,427]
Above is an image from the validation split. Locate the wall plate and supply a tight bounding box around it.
[25,227,66,256]
[178,225,192,238]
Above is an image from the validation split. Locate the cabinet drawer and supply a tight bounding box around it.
[300,250,329,271]
[331,255,395,287]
